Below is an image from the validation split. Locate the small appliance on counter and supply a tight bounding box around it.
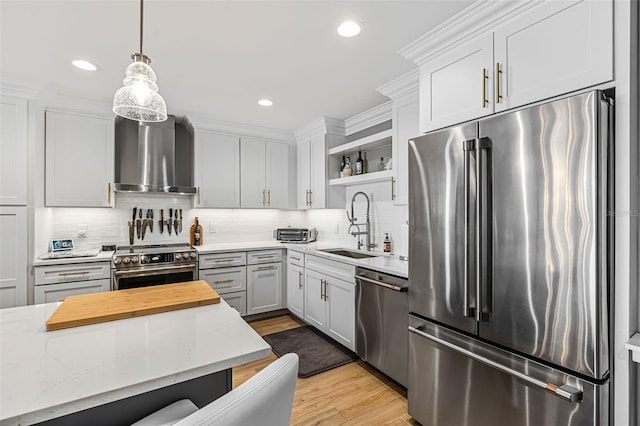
[273,227,317,243]
[39,239,101,259]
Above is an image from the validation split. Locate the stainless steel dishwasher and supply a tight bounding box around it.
[355,267,408,387]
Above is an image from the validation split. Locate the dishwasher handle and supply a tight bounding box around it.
[355,274,407,292]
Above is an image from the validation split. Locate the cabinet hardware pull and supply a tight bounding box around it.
[197,187,201,205]
[257,266,275,270]
[320,279,325,300]
[308,190,312,206]
[305,190,310,206]
[298,271,302,289]
[324,279,328,301]
[107,182,111,204]
[213,279,234,284]
[481,68,488,108]
[267,189,271,207]
[257,255,275,259]
[214,259,234,263]
[391,177,395,201]
[495,62,502,104]
[290,256,301,261]
[262,189,266,206]
[59,271,90,276]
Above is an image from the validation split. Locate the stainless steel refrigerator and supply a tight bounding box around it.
[407,90,613,426]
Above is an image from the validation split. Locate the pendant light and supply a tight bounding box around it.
[113,0,167,122]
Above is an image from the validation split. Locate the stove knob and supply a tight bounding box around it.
[175,253,182,260]
[140,255,148,263]
[190,252,197,259]
[131,256,139,263]
[114,258,122,265]
[123,257,131,264]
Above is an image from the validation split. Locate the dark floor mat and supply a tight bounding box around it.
[263,326,357,378]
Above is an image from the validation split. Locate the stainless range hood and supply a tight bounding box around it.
[114,115,196,194]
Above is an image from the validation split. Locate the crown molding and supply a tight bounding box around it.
[344,101,392,135]
[399,0,543,66]
[376,69,419,101]
[294,116,346,142]
[0,82,40,99]
[186,114,295,143]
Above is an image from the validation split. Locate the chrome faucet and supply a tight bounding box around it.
[346,191,375,251]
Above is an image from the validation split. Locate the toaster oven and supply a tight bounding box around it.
[273,228,317,243]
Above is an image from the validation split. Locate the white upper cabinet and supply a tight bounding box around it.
[296,126,345,210]
[419,33,494,133]
[45,110,114,207]
[195,131,240,208]
[241,138,290,208]
[493,0,613,112]
[409,0,613,133]
[0,96,28,205]
[392,93,419,205]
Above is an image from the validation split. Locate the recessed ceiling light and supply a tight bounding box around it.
[258,99,273,107]
[337,21,361,38]
[72,60,97,71]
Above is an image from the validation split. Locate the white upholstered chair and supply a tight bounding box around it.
[131,353,299,426]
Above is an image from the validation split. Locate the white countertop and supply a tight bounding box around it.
[33,250,114,267]
[196,241,408,278]
[0,300,271,425]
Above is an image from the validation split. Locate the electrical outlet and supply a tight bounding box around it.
[209,222,216,233]
[76,224,87,238]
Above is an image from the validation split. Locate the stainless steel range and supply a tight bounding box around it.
[111,243,198,290]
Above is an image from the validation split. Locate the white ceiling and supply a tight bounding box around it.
[1,0,474,131]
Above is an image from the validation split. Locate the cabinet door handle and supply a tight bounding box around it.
[481,68,488,108]
[262,189,266,206]
[308,190,312,206]
[495,62,502,104]
[298,271,302,289]
[290,256,301,261]
[324,279,328,301]
[213,279,234,284]
[320,279,324,300]
[267,189,271,207]
[197,187,201,205]
[257,265,276,270]
[391,177,395,201]
[107,182,111,204]
[256,255,275,259]
[214,259,234,263]
[59,271,90,276]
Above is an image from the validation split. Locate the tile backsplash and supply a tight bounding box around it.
[35,190,407,257]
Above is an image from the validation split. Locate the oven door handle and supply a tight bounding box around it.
[114,264,197,278]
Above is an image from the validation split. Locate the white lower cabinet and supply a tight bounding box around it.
[221,291,247,316]
[34,261,111,304]
[247,262,283,315]
[287,263,305,320]
[35,279,110,304]
[304,255,356,350]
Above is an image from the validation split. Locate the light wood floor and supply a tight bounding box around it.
[233,315,419,426]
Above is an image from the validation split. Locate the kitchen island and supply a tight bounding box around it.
[0,297,271,425]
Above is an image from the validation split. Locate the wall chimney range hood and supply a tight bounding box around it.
[114,115,196,194]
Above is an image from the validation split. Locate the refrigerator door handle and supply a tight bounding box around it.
[463,139,476,318]
[475,137,492,322]
[408,325,583,403]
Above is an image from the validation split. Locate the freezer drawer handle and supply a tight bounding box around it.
[408,325,583,403]
[355,275,407,292]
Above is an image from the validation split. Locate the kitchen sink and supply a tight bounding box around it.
[319,249,379,259]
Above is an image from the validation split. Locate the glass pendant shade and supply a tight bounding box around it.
[113,58,167,122]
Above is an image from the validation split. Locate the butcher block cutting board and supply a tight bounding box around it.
[46,280,220,331]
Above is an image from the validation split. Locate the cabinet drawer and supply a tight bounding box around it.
[34,279,110,304]
[222,291,246,316]
[200,266,246,294]
[287,250,305,267]
[305,255,355,283]
[247,249,282,265]
[35,262,111,285]
[199,252,246,268]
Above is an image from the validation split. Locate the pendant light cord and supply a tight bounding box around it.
[139,0,144,55]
